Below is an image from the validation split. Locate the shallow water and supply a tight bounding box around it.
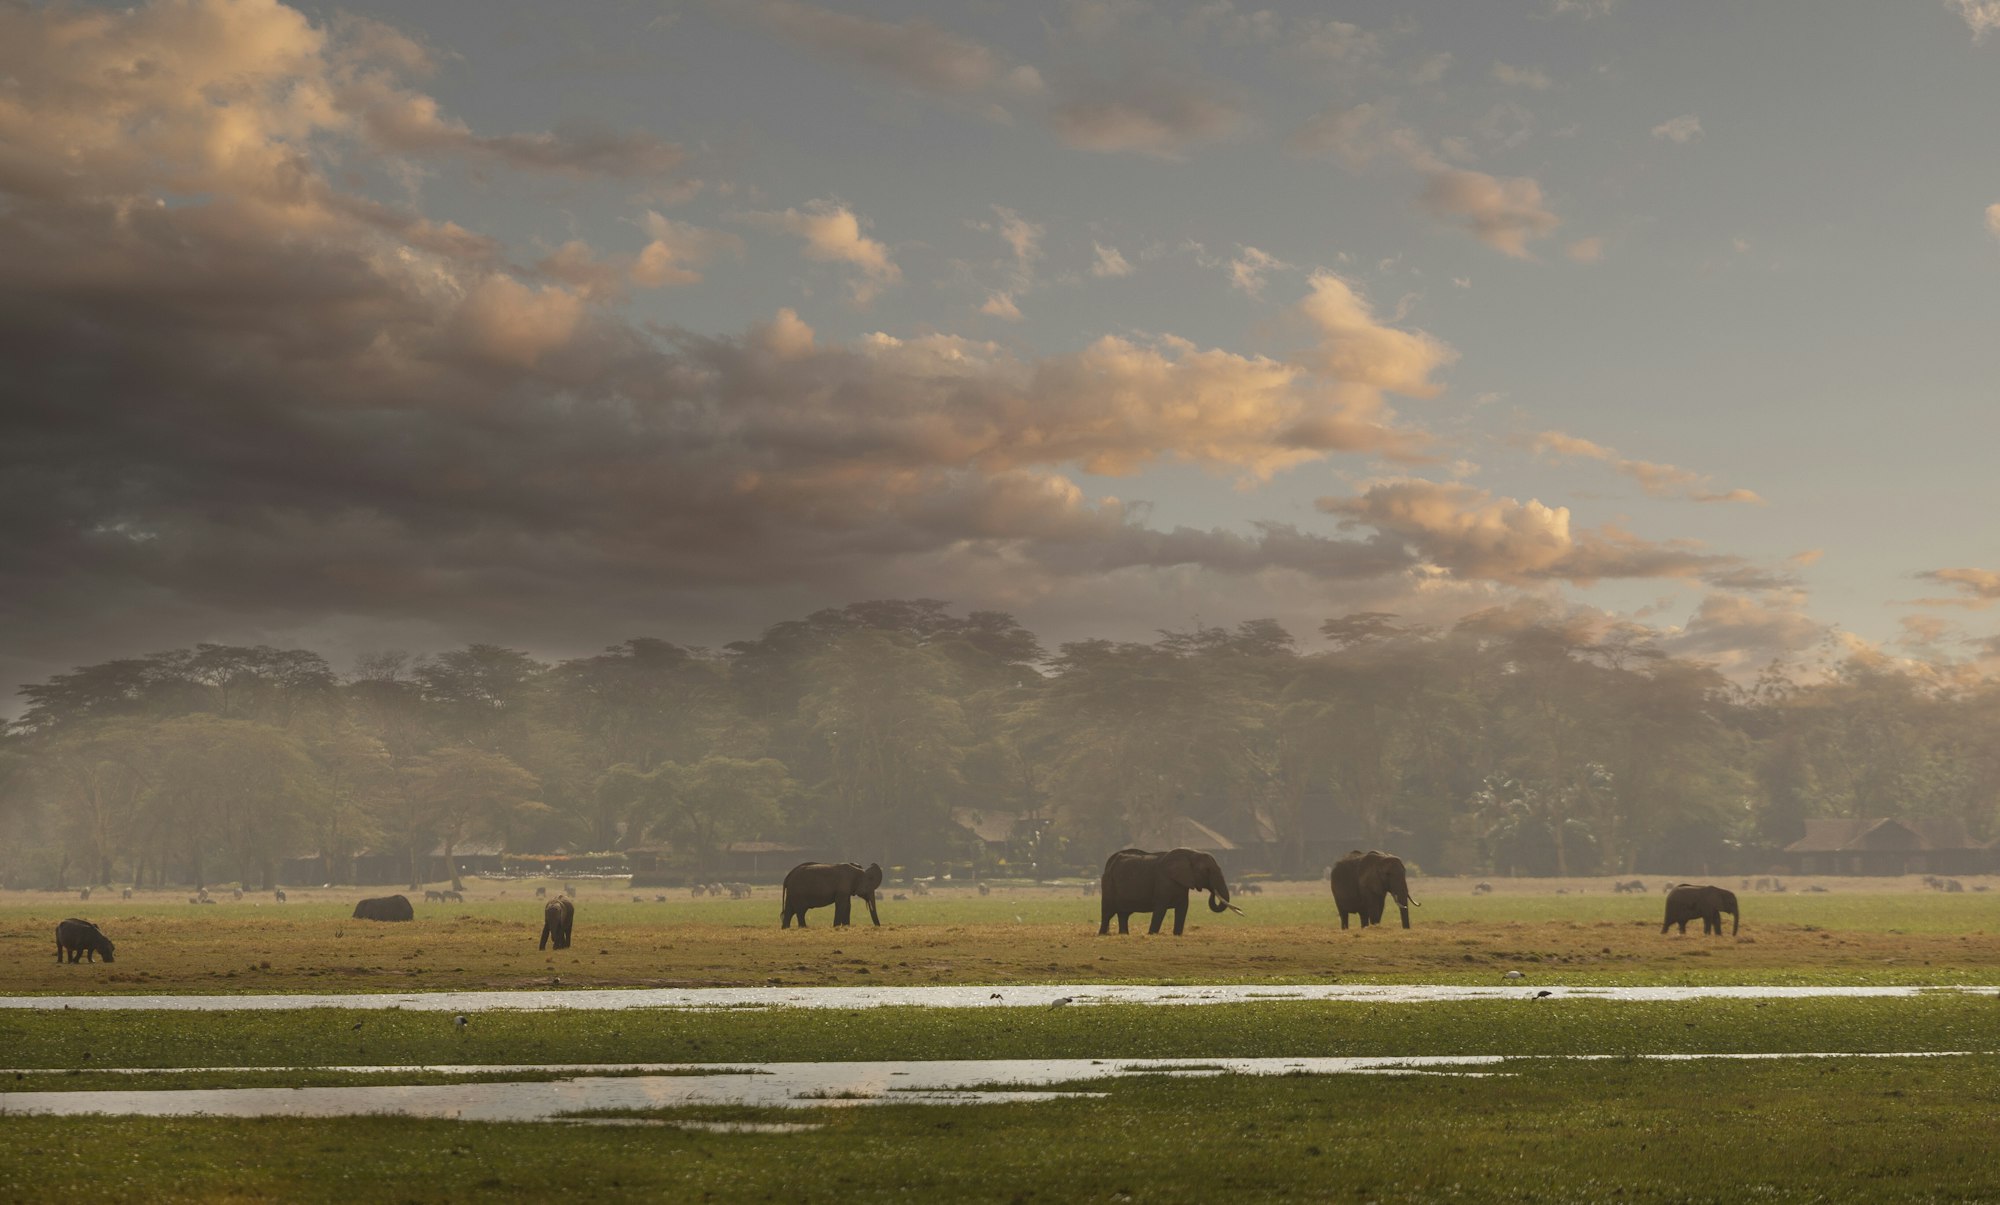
[0,1052,1975,1121]
[3,983,1990,1012]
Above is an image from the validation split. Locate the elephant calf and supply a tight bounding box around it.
[539,897,574,950]
[1662,884,1739,935]
[351,894,414,922]
[55,918,115,964]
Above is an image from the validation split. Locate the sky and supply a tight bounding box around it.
[5,0,2000,696]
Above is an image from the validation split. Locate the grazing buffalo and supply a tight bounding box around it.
[351,894,414,922]
[540,897,574,950]
[55,918,115,964]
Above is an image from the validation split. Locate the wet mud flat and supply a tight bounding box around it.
[4,982,1991,1012]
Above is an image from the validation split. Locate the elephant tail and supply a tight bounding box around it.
[779,883,789,919]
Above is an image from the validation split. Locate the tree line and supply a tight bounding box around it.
[3,600,1997,890]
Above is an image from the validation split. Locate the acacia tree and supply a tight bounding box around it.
[398,747,543,890]
[602,756,792,876]
[799,630,968,865]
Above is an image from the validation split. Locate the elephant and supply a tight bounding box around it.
[351,894,414,922]
[781,862,884,928]
[55,918,115,964]
[539,897,574,950]
[1661,884,1738,935]
[1098,848,1239,936]
[1330,850,1419,929]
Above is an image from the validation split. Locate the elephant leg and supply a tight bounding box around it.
[1660,919,1670,935]
[1171,904,1188,936]
[834,898,851,926]
[1339,911,1351,930]
[1099,902,1113,935]
[1147,909,1167,934]
[1118,912,1131,934]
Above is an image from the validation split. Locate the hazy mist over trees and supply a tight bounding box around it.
[4,600,1998,891]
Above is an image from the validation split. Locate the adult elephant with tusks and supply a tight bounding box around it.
[780,862,883,928]
[1662,884,1739,935]
[1099,848,1240,936]
[350,894,413,922]
[1330,849,1418,929]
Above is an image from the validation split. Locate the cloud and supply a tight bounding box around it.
[1317,479,1772,587]
[1090,242,1135,278]
[980,292,1023,320]
[1651,115,1703,144]
[733,0,1040,100]
[1418,169,1561,257]
[1491,63,1552,90]
[1227,246,1293,297]
[1947,0,2000,40]
[1661,593,1828,669]
[734,200,901,302]
[1289,106,1562,256]
[1049,63,1247,158]
[1530,430,1762,504]
[1566,236,1605,263]
[1986,203,2000,240]
[1914,567,2000,607]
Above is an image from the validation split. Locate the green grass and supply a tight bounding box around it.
[8,877,2000,993]
[6,1057,2000,1202]
[3,996,1997,1074]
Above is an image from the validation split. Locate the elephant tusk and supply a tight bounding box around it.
[1226,903,1246,915]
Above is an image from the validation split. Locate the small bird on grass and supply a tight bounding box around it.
[1048,996,1074,1009]
[1534,990,1553,999]
[454,1015,468,1037]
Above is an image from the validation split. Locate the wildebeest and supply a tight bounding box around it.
[424,889,445,902]
[55,918,115,964]
[351,894,414,922]
[121,888,132,900]
[539,897,574,950]
[534,886,547,899]
[977,882,991,896]
[78,887,91,901]
[1472,882,1494,894]
[1613,879,1648,894]
[274,889,286,902]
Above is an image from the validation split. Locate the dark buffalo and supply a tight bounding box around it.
[351,894,414,922]
[55,918,115,963]
[539,897,574,950]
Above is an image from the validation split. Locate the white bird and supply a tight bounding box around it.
[1503,970,1524,980]
[1048,996,1075,1008]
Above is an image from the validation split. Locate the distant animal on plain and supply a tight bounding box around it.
[121,888,131,900]
[188,897,199,905]
[892,893,909,902]
[274,890,286,902]
[55,918,115,964]
[728,883,750,899]
[423,890,446,902]
[1662,884,1738,936]
[633,895,643,903]
[911,881,931,896]
[1472,881,1494,895]
[534,886,547,899]
[1923,875,1943,890]
[977,883,991,896]
[1081,883,1094,896]
[1103,847,1238,936]
[1946,879,1965,892]
[78,887,90,901]
[199,898,216,905]
[351,894,414,922]
[1613,880,1647,894]
[1804,885,1829,893]
[563,884,576,899]
[539,897,574,950]
[654,895,667,902]
[1976,885,1992,893]
[781,861,884,928]
[1556,888,1569,895]
[233,888,243,900]
[1330,850,1416,930]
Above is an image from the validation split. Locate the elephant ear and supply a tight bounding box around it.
[863,863,884,893]
[1159,849,1201,890]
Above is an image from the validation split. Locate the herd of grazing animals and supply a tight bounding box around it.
[47,848,1783,968]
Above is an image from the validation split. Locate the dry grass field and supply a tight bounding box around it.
[6,873,1998,994]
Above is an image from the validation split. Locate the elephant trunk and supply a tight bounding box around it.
[1396,901,1411,929]
[1207,891,1230,914]
[1731,908,1739,935]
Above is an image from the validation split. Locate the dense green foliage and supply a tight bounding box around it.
[6,600,2000,888]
